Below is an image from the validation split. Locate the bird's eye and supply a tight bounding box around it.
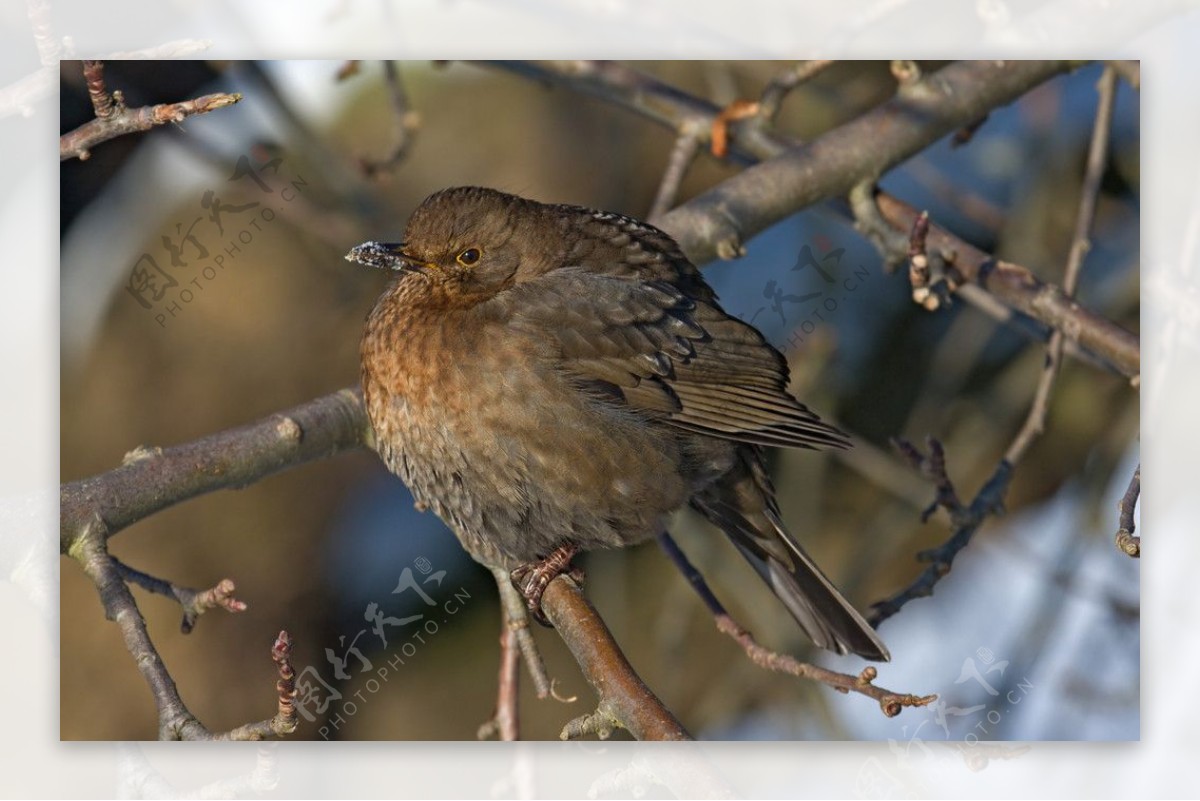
[456,247,482,266]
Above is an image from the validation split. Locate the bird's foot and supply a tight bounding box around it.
[511,543,583,627]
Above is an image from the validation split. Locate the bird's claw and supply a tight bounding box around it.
[511,544,582,627]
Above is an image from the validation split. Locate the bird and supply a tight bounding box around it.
[349,186,889,661]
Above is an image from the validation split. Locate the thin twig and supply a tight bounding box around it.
[1063,66,1117,298]
[60,61,242,161]
[656,533,935,717]
[1108,60,1140,90]
[1007,66,1116,462]
[114,558,247,634]
[361,60,420,178]
[1115,464,1141,558]
[82,60,115,119]
[757,60,834,122]
[492,567,553,699]
[477,621,520,741]
[71,515,297,740]
[648,124,703,222]
[215,631,300,741]
[870,438,1011,625]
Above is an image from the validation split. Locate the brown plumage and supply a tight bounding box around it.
[351,186,888,661]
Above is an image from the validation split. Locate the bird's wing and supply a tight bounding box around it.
[502,268,849,450]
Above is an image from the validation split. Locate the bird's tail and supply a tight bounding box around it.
[690,448,890,661]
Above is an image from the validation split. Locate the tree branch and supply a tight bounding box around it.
[1115,464,1141,558]
[870,193,1138,379]
[69,513,299,740]
[70,518,210,740]
[541,577,692,741]
[650,60,1075,263]
[871,66,1121,624]
[113,558,247,634]
[60,60,242,161]
[60,387,368,554]
[648,124,703,219]
[475,622,520,741]
[756,60,835,122]
[483,60,1135,380]
[214,631,300,741]
[360,60,420,178]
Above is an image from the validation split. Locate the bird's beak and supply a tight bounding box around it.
[345,241,425,272]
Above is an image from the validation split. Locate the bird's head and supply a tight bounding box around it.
[346,187,551,298]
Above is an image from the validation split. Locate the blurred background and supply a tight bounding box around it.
[59,60,1139,742]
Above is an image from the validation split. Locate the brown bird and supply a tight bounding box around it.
[351,186,888,661]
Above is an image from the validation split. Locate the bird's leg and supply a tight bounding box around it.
[511,543,584,626]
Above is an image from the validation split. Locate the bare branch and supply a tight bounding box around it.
[60,388,369,554]
[1115,464,1141,558]
[478,566,562,740]
[60,61,242,161]
[70,519,210,740]
[657,533,934,717]
[542,577,692,741]
[872,194,1138,378]
[476,622,520,741]
[870,438,1012,625]
[62,61,1135,740]
[757,60,834,122]
[82,60,115,119]
[70,514,298,740]
[360,60,420,178]
[64,386,687,739]
[114,559,247,634]
[648,124,703,221]
[492,566,553,699]
[872,66,1121,624]
[215,631,300,741]
[1108,60,1140,89]
[656,60,1074,264]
